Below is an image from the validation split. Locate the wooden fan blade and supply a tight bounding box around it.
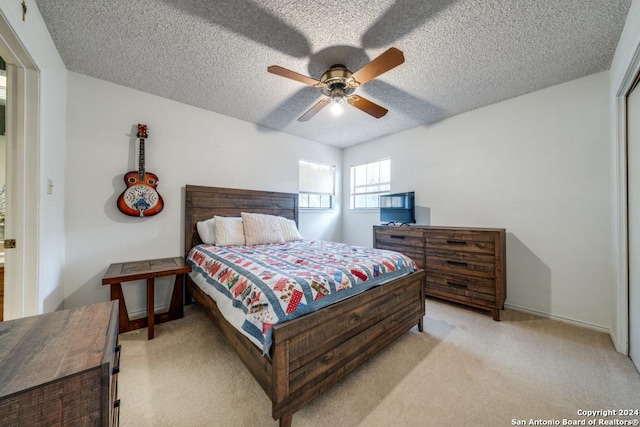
[268,65,325,87]
[348,96,388,118]
[298,98,330,121]
[351,47,404,85]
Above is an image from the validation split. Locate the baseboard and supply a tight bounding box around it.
[128,304,170,320]
[504,303,613,337]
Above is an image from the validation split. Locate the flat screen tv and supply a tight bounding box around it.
[380,192,415,225]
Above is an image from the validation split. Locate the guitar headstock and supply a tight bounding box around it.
[137,124,148,139]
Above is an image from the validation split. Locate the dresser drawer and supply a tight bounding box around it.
[375,227,424,243]
[425,289,497,307]
[426,250,496,279]
[425,230,496,255]
[374,227,425,268]
[376,243,425,268]
[104,302,120,427]
[426,271,496,299]
[110,343,121,427]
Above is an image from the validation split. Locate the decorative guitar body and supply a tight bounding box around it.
[117,124,164,217]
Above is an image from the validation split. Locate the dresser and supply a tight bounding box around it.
[0,265,4,322]
[374,225,506,320]
[0,301,121,426]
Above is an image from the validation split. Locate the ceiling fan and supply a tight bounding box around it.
[267,47,405,121]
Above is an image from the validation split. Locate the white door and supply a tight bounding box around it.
[0,15,40,320]
[628,79,640,373]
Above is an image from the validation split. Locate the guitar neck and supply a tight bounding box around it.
[138,138,146,180]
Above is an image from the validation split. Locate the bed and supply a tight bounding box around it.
[184,185,426,427]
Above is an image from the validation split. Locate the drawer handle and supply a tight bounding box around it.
[113,344,122,375]
[446,240,467,245]
[447,281,468,289]
[446,260,468,267]
[390,235,406,239]
[113,399,121,427]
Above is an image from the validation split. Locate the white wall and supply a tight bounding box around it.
[0,1,67,313]
[64,72,341,313]
[343,71,613,331]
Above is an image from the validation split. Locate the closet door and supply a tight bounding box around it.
[628,79,640,373]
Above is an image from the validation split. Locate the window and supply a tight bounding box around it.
[350,159,390,209]
[299,160,335,209]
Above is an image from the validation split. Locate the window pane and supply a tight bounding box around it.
[380,159,390,183]
[300,193,332,209]
[306,194,319,208]
[320,194,332,208]
[355,164,367,186]
[366,162,379,185]
[350,159,390,209]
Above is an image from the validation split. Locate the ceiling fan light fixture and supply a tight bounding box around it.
[330,86,346,116]
[331,86,345,102]
[330,99,344,116]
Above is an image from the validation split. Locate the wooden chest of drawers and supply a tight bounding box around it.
[374,225,506,320]
[0,301,121,426]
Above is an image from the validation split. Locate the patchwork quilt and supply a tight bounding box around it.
[187,240,418,354]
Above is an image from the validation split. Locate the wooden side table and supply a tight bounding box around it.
[102,256,191,339]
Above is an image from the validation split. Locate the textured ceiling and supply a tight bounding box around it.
[34,0,631,148]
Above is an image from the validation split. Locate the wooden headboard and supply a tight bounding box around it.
[184,185,299,256]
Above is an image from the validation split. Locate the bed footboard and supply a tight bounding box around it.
[270,269,425,423]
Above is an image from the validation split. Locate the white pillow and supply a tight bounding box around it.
[196,217,216,245]
[213,216,245,246]
[280,217,303,241]
[241,212,285,245]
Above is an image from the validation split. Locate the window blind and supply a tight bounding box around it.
[300,161,335,195]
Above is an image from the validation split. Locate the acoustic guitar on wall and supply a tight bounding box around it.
[117,124,164,217]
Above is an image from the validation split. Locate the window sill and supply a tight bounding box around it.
[300,208,338,213]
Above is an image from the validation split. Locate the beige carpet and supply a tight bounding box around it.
[117,300,640,427]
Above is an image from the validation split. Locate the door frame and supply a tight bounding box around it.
[0,11,40,320]
[614,37,640,355]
